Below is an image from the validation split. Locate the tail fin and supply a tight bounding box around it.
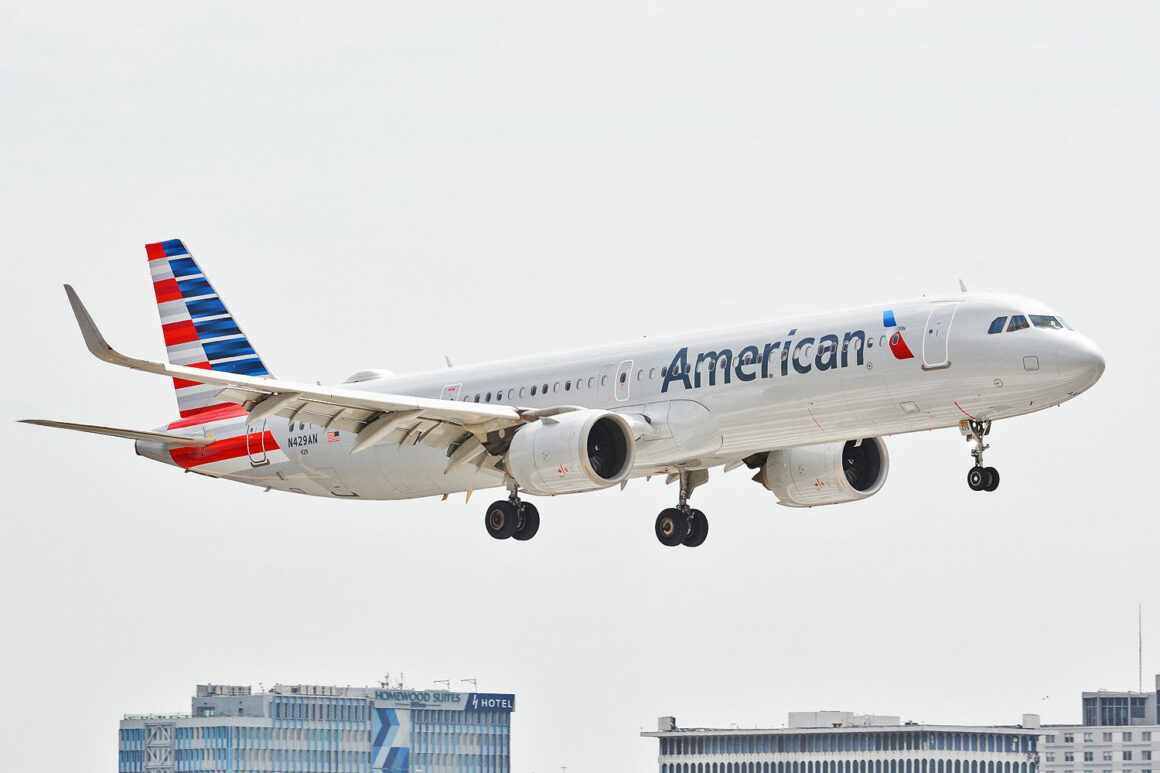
[146,239,272,418]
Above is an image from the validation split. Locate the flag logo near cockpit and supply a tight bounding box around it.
[882,308,915,360]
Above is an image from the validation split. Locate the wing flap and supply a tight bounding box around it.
[19,419,212,446]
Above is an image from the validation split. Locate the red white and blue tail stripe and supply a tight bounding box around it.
[146,239,271,418]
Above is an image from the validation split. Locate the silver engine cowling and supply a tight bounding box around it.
[506,410,636,496]
[755,437,889,507]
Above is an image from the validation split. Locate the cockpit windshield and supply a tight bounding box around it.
[989,311,1074,334]
[1030,314,1066,330]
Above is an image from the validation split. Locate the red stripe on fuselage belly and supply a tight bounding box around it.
[169,431,280,469]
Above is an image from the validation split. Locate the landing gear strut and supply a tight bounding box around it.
[655,470,709,548]
[485,483,540,541]
[962,419,1000,492]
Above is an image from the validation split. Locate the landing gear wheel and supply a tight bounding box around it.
[484,500,518,540]
[512,502,540,541]
[967,467,987,492]
[655,507,690,547]
[682,509,709,548]
[983,467,1000,492]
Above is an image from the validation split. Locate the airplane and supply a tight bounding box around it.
[20,239,1106,548]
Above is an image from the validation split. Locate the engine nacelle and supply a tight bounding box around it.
[756,437,889,507]
[507,410,636,496]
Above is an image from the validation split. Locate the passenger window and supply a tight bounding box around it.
[564,380,571,391]
[1007,315,1029,332]
[618,372,627,384]
[1030,314,1064,330]
[530,385,537,396]
[637,369,643,381]
[542,383,548,393]
[649,367,656,379]
[485,392,491,402]
[988,317,1007,334]
[553,382,559,393]
[589,377,596,388]
[518,387,525,398]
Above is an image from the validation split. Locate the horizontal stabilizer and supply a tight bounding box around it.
[18,419,212,447]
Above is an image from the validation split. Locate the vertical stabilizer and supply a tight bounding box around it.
[145,239,271,417]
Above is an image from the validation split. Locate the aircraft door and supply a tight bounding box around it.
[439,383,463,401]
[921,302,960,370]
[246,419,269,466]
[614,359,634,402]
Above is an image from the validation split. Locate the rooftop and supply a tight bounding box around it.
[643,712,1043,738]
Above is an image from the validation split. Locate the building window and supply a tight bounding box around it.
[1048,736,1057,744]
[1101,697,1130,726]
[1143,752,1152,761]
[1143,733,1152,741]
[1085,734,1094,743]
[1066,753,1074,762]
[1124,753,1133,761]
[1066,735,1075,744]
[1085,753,1093,762]
[1104,734,1113,743]
[1124,732,1134,742]
[1085,699,1099,726]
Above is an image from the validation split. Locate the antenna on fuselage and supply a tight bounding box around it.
[957,277,969,293]
[444,354,454,368]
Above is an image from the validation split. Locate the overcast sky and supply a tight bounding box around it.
[2,2,1159,771]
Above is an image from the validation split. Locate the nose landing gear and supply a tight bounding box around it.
[963,419,1000,492]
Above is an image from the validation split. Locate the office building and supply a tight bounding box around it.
[118,681,515,773]
[1039,675,1160,773]
[643,710,1041,773]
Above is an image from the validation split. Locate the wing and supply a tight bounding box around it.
[62,285,527,452]
[18,419,214,447]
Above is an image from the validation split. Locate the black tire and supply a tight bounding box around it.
[967,467,986,492]
[484,500,518,540]
[512,502,541,541]
[682,509,709,548]
[655,507,690,547]
[983,467,1000,492]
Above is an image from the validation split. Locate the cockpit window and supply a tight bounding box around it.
[1030,314,1065,330]
[1007,315,1029,332]
[988,316,1008,334]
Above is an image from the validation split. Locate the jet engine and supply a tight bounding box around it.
[506,410,636,496]
[755,437,889,507]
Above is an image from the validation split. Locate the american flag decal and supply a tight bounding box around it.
[327,431,341,443]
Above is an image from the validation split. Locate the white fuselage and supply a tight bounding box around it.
[137,292,1105,500]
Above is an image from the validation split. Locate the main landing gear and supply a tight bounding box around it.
[484,486,540,542]
[963,419,1000,492]
[655,470,709,548]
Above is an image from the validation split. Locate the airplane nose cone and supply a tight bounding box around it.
[1057,334,1105,393]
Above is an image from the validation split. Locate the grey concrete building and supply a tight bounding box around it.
[643,711,1041,773]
